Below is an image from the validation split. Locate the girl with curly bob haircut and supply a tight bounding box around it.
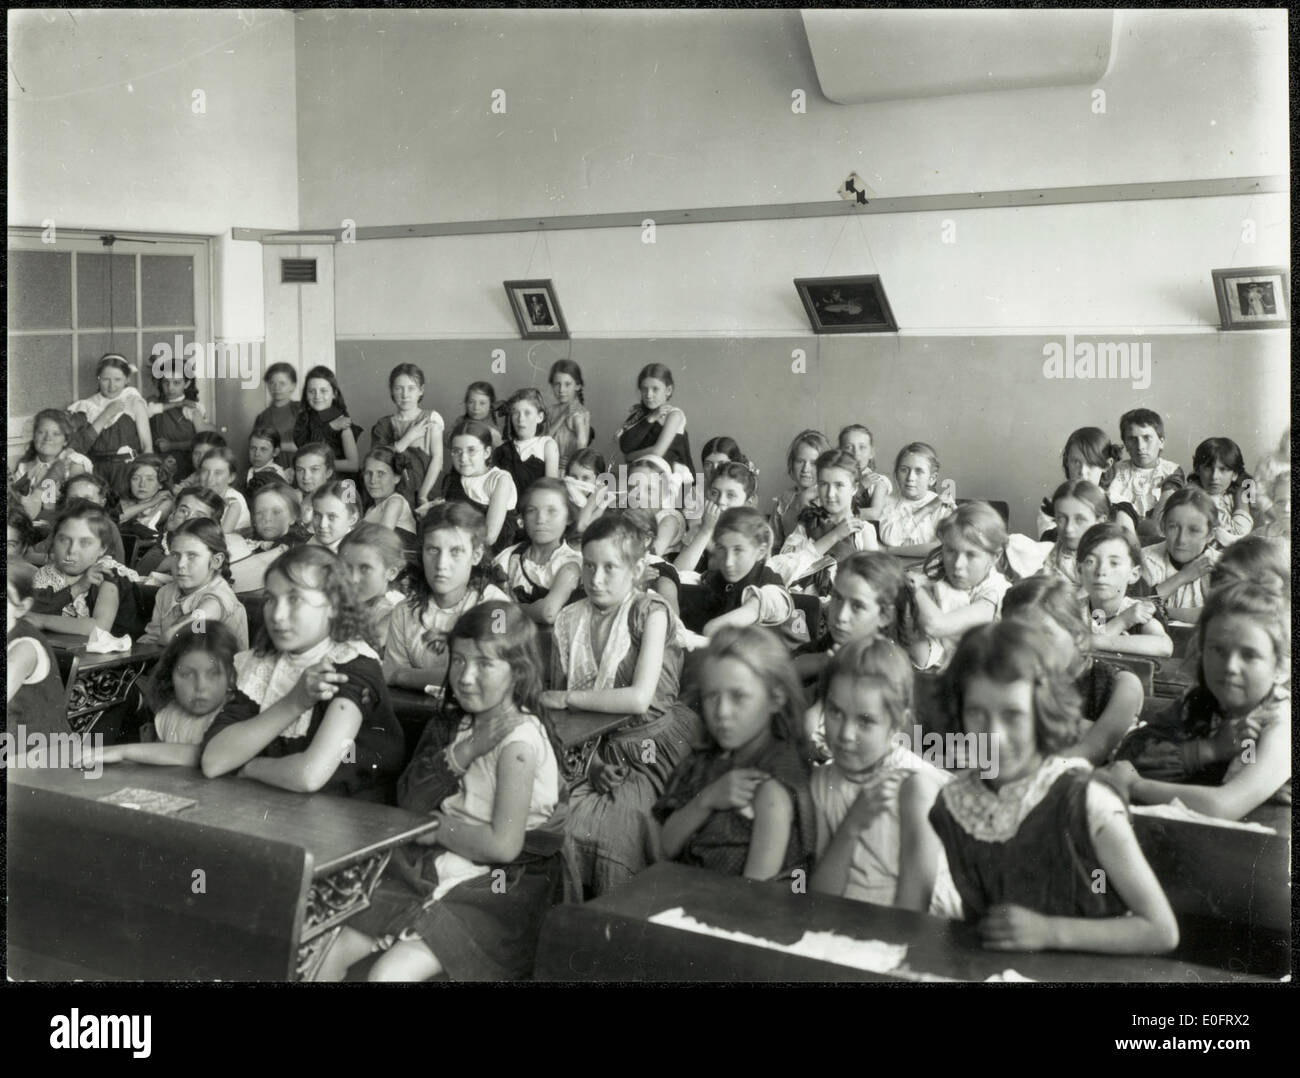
[927,619,1179,955]
[201,544,405,800]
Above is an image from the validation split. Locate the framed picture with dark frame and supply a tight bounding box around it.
[1211,266,1289,330]
[504,279,569,339]
[794,274,897,334]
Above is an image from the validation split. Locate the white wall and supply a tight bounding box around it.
[7,8,300,342]
[333,194,1289,337]
[295,9,1288,226]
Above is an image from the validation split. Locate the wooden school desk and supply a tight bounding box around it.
[534,863,1271,983]
[1132,801,1290,976]
[7,762,438,981]
[44,632,162,738]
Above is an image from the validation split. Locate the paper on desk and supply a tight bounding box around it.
[648,907,909,974]
[99,787,196,816]
[1131,800,1278,833]
[85,627,133,653]
[986,969,1036,982]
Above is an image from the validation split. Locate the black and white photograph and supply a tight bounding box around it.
[794,275,897,333]
[505,278,569,339]
[1211,266,1290,330]
[3,6,1291,1041]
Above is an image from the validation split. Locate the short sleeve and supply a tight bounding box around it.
[741,582,795,627]
[7,636,49,687]
[1140,548,1170,585]
[972,571,1010,612]
[383,603,418,677]
[489,470,518,510]
[552,543,583,572]
[332,655,388,715]
[199,688,263,756]
[1084,779,1130,842]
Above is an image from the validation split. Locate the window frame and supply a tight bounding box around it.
[6,228,213,462]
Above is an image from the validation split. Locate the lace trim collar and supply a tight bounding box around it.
[940,755,1089,842]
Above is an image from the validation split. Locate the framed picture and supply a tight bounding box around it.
[793,275,897,334]
[1211,266,1289,330]
[504,279,569,339]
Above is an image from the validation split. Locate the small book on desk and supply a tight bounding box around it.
[98,787,197,817]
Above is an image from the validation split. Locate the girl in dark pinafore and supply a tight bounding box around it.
[925,620,1179,955]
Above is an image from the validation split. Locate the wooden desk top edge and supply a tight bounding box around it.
[7,763,438,878]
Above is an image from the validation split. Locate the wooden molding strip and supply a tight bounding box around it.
[232,175,1286,244]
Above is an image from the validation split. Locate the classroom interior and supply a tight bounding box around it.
[5,9,1291,984]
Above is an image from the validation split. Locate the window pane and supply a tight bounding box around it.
[78,334,142,399]
[8,250,72,330]
[76,252,138,329]
[7,335,74,415]
[141,255,196,326]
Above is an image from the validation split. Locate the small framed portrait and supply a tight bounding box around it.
[1211,267,1289,330]
[504,279,569,339]
[793,275,898,334]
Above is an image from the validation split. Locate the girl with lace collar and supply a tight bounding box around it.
[1108,582,1290,820]
[93,623,242,769]
[542,512,703,897]
[200,545,404,800]
[928,620,1179,955]
[383,503,508,693]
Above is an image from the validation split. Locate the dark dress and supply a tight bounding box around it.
[653,735,815,878]
[370,413,436,507]
[440,470,520,554]
[928,764,1129,922]
[200,654,405,802]
[698,562,787,621]
[31,565,139,640]
[345,711,567,980]
[293,405,362,466]
[617,406,695,475]
[255,401,304,470]
[68,410,143,502]
[493,440,547,502]
[150,402,200,483]
[1115,687,1290,805]
[6,620,66,736]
